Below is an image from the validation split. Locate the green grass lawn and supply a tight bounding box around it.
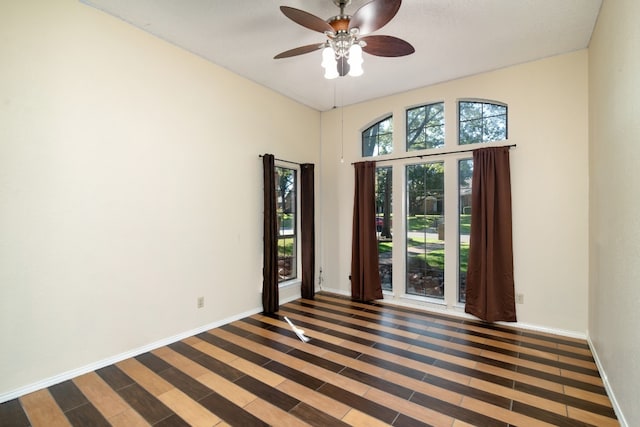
[375,214,471,235]
[378,241,393,254]
[407,215,440,231]
[460,214,471,234]
[405,214,471,233]
[378,241,469,271]
[278,213,293,229]
[278,237,294,256]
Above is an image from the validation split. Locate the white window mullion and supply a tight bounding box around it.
[443,156,460,307]
[391,162,406,300]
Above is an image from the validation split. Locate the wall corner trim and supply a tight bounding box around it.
[587,333,629,427]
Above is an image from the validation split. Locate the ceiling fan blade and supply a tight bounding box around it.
[280,6,334,33]
[361,35,415,57]
[349,0,402,36]
[274,43,324,59]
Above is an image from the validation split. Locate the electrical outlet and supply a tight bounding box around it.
[515,293,524,304]
[197,296,204,308]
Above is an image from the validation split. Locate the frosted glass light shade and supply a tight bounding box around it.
[321,46,339,79]
[348,44,363,77]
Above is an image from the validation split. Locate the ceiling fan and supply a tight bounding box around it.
[274,0,415,79]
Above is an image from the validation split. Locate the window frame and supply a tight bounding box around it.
[457,99,508,145]
[406,101,445,152]
[362,114,394,157]
[375,165,393,292]
[275,164,299,285]
[405,160,446,300]
[457,158,473,304]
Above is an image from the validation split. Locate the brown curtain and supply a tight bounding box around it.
[351,161,383,302]
[300,163,315,300]
[465,146,516,322]
[262,154,279,314]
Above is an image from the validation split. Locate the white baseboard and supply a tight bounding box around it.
[391,297,587,339]
[320,289,587,340]
[280,291,303,304]
[587,335,629,427]
[0,306,263,404]
[317,286,350,297]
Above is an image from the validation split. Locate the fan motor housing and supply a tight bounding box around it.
[328,16,350,32]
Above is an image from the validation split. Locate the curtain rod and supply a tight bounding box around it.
[352,144,516,165]
[258,154,303,166]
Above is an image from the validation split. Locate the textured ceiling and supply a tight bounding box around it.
[80,0,602,111]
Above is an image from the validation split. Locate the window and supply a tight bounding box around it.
[376,166,393,291]
[458,159,473,303]
[406,102,445,151]
[358,98,507,308]
[362,116,393,157]
[406,162,445,299]
[275,166,297,282]
[459,101,507,145]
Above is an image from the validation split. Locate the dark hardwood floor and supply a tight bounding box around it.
[0,292,619,426]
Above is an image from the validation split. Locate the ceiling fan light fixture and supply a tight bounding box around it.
[322,32,363,79]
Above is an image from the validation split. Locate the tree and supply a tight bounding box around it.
[407,103,445,150]
[376,167,392,238]
[459,101,507,145]
[406,162,444,216]
[363,116,392,156]
[276,167,295,214]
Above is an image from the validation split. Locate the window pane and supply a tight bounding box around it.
[376,166,393,291]
[362,116,393,157]
[459,120,482,144]
[407,129,421,146]
[406,162,444,299]
[276,167,297,282]
[484,116,507,142]
[459,102,482,121]
[458,159,473,303]
[459,101,507,145]
[379,133,393,155]
[407,103,445,151]
[425,124,445,147]
[459,119,482,145]
[362,136,376,157]
[407,106,426,124]
[483,103,506,118]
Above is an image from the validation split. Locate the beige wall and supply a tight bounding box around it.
[320,51,590,335]
[589,0,640,425]
[0,0,320,398]
[4,2,637,423]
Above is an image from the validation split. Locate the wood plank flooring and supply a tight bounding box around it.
[1,292,619,426]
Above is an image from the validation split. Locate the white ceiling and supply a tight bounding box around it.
[80,0,602,112]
